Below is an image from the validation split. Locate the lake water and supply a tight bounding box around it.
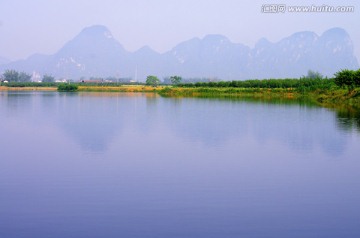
[0,91,360,238]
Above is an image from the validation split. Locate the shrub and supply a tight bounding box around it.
[354,69,360,86]
[334,69,356,89]
[57,83,78,92]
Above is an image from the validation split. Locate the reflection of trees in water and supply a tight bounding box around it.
[3,91,355,156]
[162,97,347,157]
[336,108,360,132]
[57,93,160,152]
[1,91,34,116]
[57,93,136,152]
[50,95,359,156]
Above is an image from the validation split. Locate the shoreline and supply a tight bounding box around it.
[1,85,359,111]
[0,86,57,91]
[158,87,360,110]
[78,85,165,92]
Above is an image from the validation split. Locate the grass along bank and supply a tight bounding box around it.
[77,85,166,92]
[1,76,359,110]
[0,86,56,91]
[0,83,164,93]
[158,86,360,110]
[1,84,359,110]
[158,87,297,99]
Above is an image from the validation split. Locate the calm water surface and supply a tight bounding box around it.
[0,91,360,238]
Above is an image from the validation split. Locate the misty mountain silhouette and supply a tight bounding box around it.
[0,56,10,65]
[0,25,358,80]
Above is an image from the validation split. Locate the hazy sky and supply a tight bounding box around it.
[0,0,359,61]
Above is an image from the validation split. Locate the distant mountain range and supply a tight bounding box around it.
[0,25,358,81]
[0,56,10,65]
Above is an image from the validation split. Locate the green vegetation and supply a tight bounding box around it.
[305,70,323,79]
[57,83,78,92]
[42,74,55,83]
[170,76,182,85]
[175,77,334,92]
[1,69,359,111]
[2,82,57,87]
[159,86,360,109]
[334,69,360,90]
[159,69,360,110]
[159,87,296,99]
[146,75,160,87]
[3,70,31,82]
[77,85,163,92]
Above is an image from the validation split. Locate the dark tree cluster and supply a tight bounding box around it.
[2,70,31,82]
[334,69,360,89]
[57,83,78,92]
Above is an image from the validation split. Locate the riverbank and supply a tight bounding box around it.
[77,85,165,92]
[0,86,56,91]
[158,87,297,99]
[1,85,359,110]
[158,87,360,110]
[0,85,163,93]
[309,88,360,109]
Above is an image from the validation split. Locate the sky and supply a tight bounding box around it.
[0,0,359,61]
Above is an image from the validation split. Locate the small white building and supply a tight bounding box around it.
[55,79,68,83]
[31,71,42,82]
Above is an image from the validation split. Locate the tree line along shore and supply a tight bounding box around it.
[1,69,360,110]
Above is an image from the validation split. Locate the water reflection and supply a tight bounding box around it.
[336,108,360,132]
[55,93,159,152]
[1,91,359,156]
[1,91,35,116]
[161,97,349,157]
[1,91,360,238]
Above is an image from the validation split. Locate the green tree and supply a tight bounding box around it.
[354,69,360,86]
[18,72,31,82]
[170,76,182,85]
[3,70,19,82]
[42,74,55,83]
[146,75,160,87]
[306,70,323,79]
[334,69,355,89]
